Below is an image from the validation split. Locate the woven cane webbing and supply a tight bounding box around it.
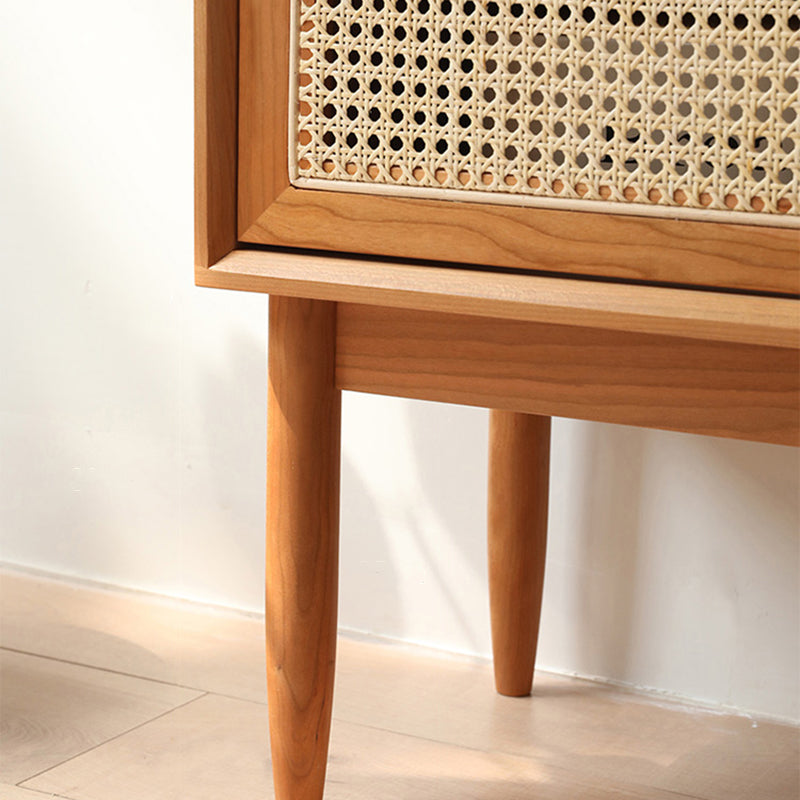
[293,0,799,224]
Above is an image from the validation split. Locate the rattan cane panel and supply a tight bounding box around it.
[293,0,799,224]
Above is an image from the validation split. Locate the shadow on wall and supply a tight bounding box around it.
[689,432,800,530]
[339,455,403,637]
[543,419,799,714]
[338,394,799,716]
[652,431,800,710]
[401,406,649,671]
[402,400,490,654]
[339,395,489,653]
[570,423,647,682]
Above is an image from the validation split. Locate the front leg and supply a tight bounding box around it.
[266,296,341,800]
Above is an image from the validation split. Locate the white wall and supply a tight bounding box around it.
[1,2,797,722]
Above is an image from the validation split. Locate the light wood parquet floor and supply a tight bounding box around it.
[1,568,797,799]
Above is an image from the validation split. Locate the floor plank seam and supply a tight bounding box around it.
[16,692,211,788]
[0,646,215,697]
[14,788,75,800]
[329,714,546,763]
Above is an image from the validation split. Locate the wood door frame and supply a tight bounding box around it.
[231,0,799,294]
[197,0,799,295]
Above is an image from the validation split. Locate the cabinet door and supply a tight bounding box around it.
[237,0,799,293]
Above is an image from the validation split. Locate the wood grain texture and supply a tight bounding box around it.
[267,297,341,800]
[197,249,800,348]
[237,0,291,236]
[235,0,800,294]
[194,0,238,268]
[242,186,800,295]
[488,412,550,698]
[336,304,800,446]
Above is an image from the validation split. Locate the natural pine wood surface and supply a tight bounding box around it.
[336,303,800,445]
[197,249,800,349]
[2,570,798,800]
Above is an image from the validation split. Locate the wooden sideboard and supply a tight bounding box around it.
[196,1,799,797]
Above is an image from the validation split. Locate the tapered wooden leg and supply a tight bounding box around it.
[488,411,551,697]
[267,296,341,800]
